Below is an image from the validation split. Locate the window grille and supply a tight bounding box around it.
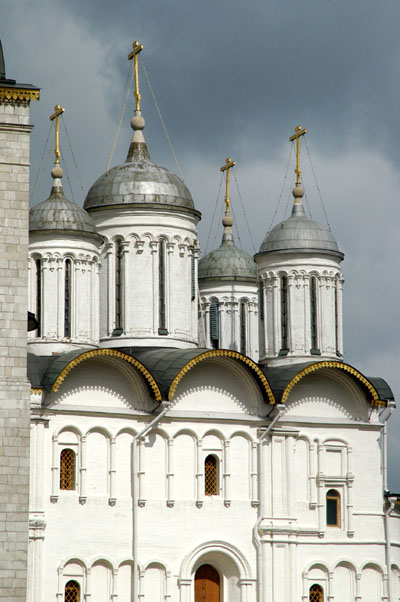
[64,259,72,338]
[209,301,219,349]
[326,489,340,526]
[204,454,218,495]
[191,253,196,301]
[60,448,76,490]
[258,282,264,321]
[280,276,289,351]
[309,583,323,602]
[35,259,41,337]
[310,277,319,352]
[115,240,123,330]
[158,241,167,334]
[240,301,246,355]
[65,580,80,602]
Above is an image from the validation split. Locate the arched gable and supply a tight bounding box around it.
[169,349,274,404]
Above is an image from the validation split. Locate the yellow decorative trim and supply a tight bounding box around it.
[281,361,385,407]
[52,349,162,401]
[168,349,275,404]
[30,388,43,395]
[0,88,40,102]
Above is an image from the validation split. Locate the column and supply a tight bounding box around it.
[272,276,280,354]
[223,440,231,506]
[251,441,259,506]
[178,579,192,602]
[79,435,87,504]
[309,442,317,509]
[85,567,92,602]
[138,437,146,506]
[196,440,204,507]
[51,434,59,502]
[167,439,174,507]
[336,277,344,355]
[109,437,116,505]
[286,435,295,516]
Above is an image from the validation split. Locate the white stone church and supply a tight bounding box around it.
[1,40,400,602]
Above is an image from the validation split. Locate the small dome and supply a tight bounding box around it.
[30,186,98,235]
[199,236,257,282]
[259,204,343,258]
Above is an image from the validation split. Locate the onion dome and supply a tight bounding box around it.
[84,111,195,213]
[30,163,99,237]
[258,185,343,259]
[199,212,257,282]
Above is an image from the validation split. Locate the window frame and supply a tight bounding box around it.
[309,583,324,602]
[204,454,219,496]
[59,447,77,491]
[326,489,340,527]
[64,258,72,338]
[280,275,289,353]
[64,579,80,602]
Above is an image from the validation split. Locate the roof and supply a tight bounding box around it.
[30,186,100,238]
[257,203,343,259]
[199,230,257,282]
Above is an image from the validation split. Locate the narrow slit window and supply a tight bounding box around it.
[326,489,340,527]
[204,454,218,496]
[240,301,246,355]
[115,240,123,331]
[258,282,264,321]
[209,300,219,349]
[158,241,168,334]
[280,276,289,351]
[64,259,72,338]
[335,280,339,355]
[191,253,196,301]
[65,580,80,602]
[309,584,323,602]
[35,259,41,337]
[310,276,319,352]
[60,448,76,490]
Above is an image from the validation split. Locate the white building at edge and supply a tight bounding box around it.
[1,41,400,602]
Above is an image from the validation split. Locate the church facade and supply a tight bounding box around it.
[1,41,400,602]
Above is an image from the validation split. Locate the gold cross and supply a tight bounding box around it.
[289,125,307,186]
[128,40,144,111]
[49,104,65,164]
[220,157,236,214]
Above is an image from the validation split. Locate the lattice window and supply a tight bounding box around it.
[280,276,289,351]
[115,239,124,331]
[65,580,80,602]
[60,448,76,490]
[310,276,319,352]
[309,583,323,602]
[240,301,247,355]
[64,259,72,338]
[204,454,218,496]
[209,301,219,349]
[326,489,340,526]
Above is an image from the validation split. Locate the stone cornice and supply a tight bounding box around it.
[0,86,40,103]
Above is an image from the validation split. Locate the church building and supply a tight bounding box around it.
[1,40,400,602]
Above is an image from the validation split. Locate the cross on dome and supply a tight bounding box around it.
[128,40,144,112]
[49,104,65,165]
[220,156,236,217]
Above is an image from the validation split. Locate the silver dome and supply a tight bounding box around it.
[30,186,99,236]
[199,230,257,282]
[84,140,196,214]
[258,204,343,259]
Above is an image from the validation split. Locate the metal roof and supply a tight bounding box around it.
[199,231,257,282]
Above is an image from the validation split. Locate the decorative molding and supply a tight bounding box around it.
[0,86,40,103]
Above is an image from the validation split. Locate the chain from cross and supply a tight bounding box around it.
[220,157,236,215]
[289,125,307,186]
[49,104,65,164]
[128,40,144,111]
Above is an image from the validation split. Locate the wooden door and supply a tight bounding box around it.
[195,564,220,602]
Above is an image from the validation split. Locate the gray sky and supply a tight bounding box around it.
[3,0,400,488]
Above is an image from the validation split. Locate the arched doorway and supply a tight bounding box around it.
[195,564,220,602]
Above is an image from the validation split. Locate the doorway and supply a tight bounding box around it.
[195,564,220,602]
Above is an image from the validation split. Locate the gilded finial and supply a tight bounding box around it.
[128,40,144,112]
[289,125,307,187]
[220,157,236,217]
[49,104,65,165]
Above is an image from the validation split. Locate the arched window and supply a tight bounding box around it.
[326,489,340,526]
[280,276,289,352]
[60,448,76,490]
[209,300,219,349]
[64,259,72,338]
[64,580,80,602]
[35,259,41,337]
[258,281,264,322]
[115,239,124,333]
[309,583,323,602]
[158,240,168,334]
[310,276,319,353]
[204,454,218,496]
[240,301,247,355]
[191,252,196,301]
[335,280,339,355]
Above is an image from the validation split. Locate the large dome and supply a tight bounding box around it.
[259,203,343,258]
[84,114,195,213]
